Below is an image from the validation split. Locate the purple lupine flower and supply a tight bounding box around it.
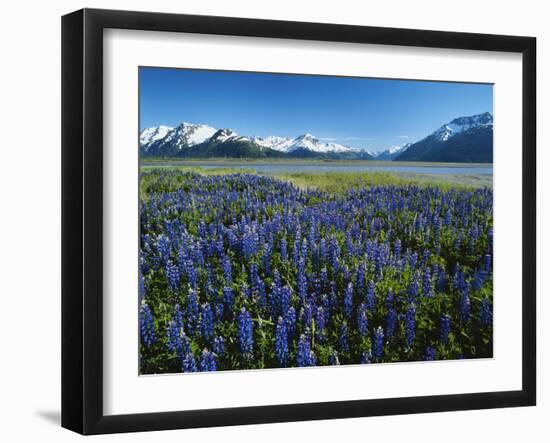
[280,237,288,262]
[424,346,437,361]
[182,352,197,372]
[296,334,313,367]
[297,263,308,302]
[249,262,259,288]
[185,260,198,289]
[480,298,493,326]
[344,282,353,319]
[166,304,186,355]
[385,288,394,309]
[165,259,180,292]
[213,336,225,357]
[385,308,397,339]
[440,315,451,344]
[372,327,384,361]
[320,267,328,287]
[365,280,376,311]
[238,307,253,356]
[156,235,171,265]
[315,306,326,342]
[408,276,419,302]
[139,302,156,348]
[200,303,214,342]
[301,303,313,329]
[186,289,199,335]
[339,323,350,354]
[483,254,492,274]
[394,239,402,260]
[436,267,447,292]
[423,267,433,298]
[275,316,289,367]
[357,303,369,337]
[281,285,291,317]
[301,237,309,260]
[221,255,232,285]
[222,286,234,310]
[404,304,416,348]
[199,349,217,372]
[453,264,467,293]
[319,238,327,264]
[459,288,471,322]
[139,272,146,301]
[355,265,365,292]
[285,306,296,338]
[262,242,272,275]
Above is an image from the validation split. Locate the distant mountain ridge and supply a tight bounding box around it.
[140,112,493,162]
[375,143,412,161]
[141,123,374,160]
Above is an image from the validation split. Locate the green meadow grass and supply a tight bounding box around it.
[140,164,491,196]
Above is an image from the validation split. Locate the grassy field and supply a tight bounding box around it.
[272,171,491,192]
[140,164,492,193]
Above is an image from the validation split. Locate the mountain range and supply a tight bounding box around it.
[140,112,493,163]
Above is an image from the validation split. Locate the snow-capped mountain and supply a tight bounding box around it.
[252,135,295,152]
[253,133,357,154]
[140,122,217,156]
[395,112,493,163]
[139,113,492,162]
[140,122,367,158]
[432,112,493,142]
[160,122,217,148]
[140,125,173,148]
[375,143,411,161]
[290,134,357,153]
[209,128,251,143]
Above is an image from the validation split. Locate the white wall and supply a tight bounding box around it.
[0,0,546,441]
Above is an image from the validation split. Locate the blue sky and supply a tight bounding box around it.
[139,67,493,153]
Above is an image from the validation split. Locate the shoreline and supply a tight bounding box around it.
[140,158,493,169]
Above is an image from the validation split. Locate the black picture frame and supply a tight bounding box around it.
[62,8,536,435]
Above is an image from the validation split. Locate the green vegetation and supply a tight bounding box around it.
[140,164,491,197]
[273,171,487,193]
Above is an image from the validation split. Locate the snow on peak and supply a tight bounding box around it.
[140,125,173,148]
[253,133,356,153]
[375,143,411,160]
[288,133,356,153]
[211,128,249,143]
[253,135,295,152]
[161,122,217,148]
[140,122,362,154]
[433,112,493,141]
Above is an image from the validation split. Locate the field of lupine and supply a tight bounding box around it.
[139,169,493,374]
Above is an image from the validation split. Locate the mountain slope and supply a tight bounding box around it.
[252,133,356,154]
[395,113,493,163]
[142,122,217,157]
[177,129,285,159]
[375,143,411,161]
[140,123,373,159]
[140,125,173,150]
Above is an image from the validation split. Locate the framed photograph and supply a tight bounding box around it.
[62,8,536,435]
